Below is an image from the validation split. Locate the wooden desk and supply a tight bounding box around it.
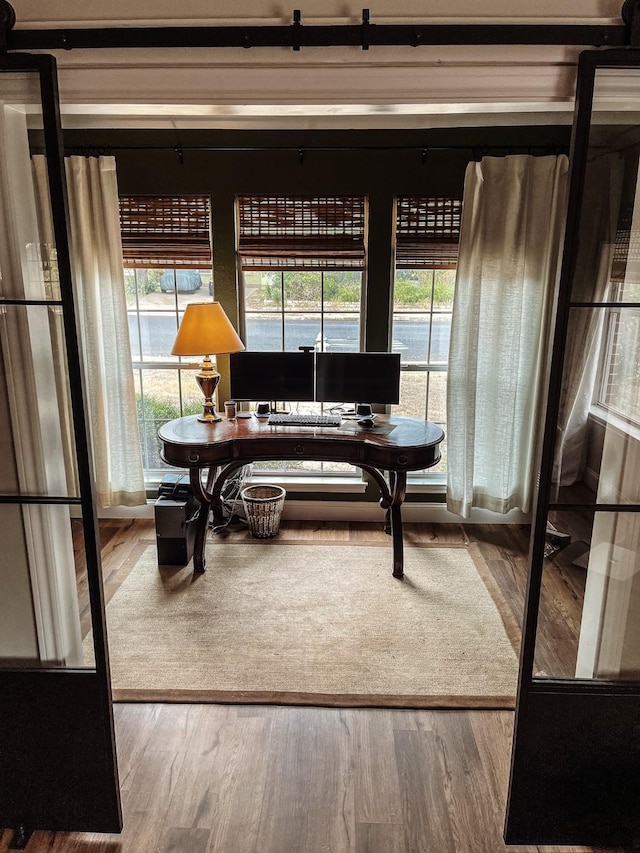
[158,414,444,578]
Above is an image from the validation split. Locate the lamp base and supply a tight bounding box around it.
[195,356,221,423]
[197,410,222,423]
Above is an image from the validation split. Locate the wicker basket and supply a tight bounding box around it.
[241,484,286,538]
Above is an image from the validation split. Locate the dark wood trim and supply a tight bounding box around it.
[6,22,629,53]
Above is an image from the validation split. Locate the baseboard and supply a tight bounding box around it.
[281,501,529,524]
[96,500,529,525]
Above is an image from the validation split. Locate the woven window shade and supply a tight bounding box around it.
[237,195,366,270]
[119,196,212,269]
[395,196,462,269]
[611,227,640,284]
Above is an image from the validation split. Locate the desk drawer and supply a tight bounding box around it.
[235,437,358,463]
[366,445,441,471]
[290,439,356,461]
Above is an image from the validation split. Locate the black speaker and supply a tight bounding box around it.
[154,475,200,566]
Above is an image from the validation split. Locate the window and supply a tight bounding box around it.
[596,230,640,427]
[392,196,462,479]
[237,194,366,477]
[120,195,213,477]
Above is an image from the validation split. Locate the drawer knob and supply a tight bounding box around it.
[294,444,305,455]
[397,454,408,465]
[188,451,200,463]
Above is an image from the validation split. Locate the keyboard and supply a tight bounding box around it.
[267,413,342,427]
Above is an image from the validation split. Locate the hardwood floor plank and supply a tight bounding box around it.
[351,709,405,825]
[355,822,407,853]
[404,522,470,546]
[114,702,164,792]
[47,832,123,852]
[251,709,308,853]
[251,707,353,853]
[431,711,506,852]
[124,747,186,817]
[394,728,457,853]
[146,703,207,754]
[467,710,514,819]
[299,709,356,853]
[158,826,210,853]
[165,708,268,847]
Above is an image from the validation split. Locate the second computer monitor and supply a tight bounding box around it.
[315,352,401,405]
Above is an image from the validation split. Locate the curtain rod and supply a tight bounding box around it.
[61,144,569,162]
[2,3,637,52]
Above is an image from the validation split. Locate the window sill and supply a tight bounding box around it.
[589,405,640,443]
[247,474,367,493]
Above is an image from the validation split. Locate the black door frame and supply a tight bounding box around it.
[505,47,640,847]
[0,52,121,839]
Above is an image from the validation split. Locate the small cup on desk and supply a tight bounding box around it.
[224,400,237,420]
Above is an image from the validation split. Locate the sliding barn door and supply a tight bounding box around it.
[505,48,640,847]
[0,54,121,835]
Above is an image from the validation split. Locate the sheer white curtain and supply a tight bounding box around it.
[33,155,146,508]
[447,154,568,518]
[553,153,624,488]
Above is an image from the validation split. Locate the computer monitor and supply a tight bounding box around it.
[230,351,315,403]
[315,352,401,405]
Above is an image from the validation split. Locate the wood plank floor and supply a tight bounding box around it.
[1,519,617,853]
[0,704,620,853]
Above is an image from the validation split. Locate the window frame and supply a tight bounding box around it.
[239,265,366,481]
[236,193,369,482]
[119,193,214,484]
[126,266,212,483]
[392,195,462,486]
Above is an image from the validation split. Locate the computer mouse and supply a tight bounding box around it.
[358,418,375,429]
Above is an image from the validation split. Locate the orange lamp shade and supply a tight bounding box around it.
[171,302,245,357]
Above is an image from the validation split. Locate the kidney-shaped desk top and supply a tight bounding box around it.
[158,414,444,578]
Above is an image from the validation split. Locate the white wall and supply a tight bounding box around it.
[9,1,621,130]
[8,1,625,26]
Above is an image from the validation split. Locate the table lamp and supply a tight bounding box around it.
[171,302,245,422]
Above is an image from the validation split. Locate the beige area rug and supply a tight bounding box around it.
[99,542,520,708]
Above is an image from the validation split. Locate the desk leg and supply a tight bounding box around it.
[189,466,217,573]
[389,471,407,579]
[360,464,407,578]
